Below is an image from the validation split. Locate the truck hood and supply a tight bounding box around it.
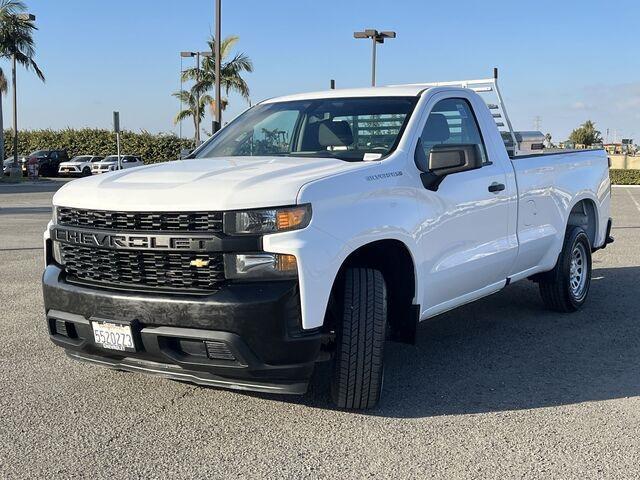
[54,156,367,211]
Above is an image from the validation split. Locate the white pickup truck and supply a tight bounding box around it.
[43,73,613,409]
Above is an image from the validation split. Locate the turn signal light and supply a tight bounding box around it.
[276,207,308,231]
[276,254,297,273]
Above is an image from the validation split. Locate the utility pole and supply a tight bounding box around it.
[11,13,36,171]
[11,53,17,168]
[113,111,121,170]
[353,29,396,86]
[196,51,201,144]
[214,0,222,133]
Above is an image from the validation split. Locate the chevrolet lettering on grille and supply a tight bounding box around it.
[53,227,221,251]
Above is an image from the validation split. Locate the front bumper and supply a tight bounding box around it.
[43,265,322,394]
[58,167,82,176]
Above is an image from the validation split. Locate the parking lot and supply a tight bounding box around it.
[0,181,639,479]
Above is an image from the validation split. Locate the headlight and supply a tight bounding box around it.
[224,253,298,280]
[224,204,311,236]
[52,206,58,225]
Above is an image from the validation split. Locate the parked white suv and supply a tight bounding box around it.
[58,156,104,177]
[43,74,612,409]
[91,155,143,174]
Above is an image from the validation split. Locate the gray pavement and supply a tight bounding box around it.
[0,183,639,479]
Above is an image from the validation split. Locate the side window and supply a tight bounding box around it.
[419,98,488,164]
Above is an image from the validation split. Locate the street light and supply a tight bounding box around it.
[11,13,37,170]
[353,29,396,87]
[180,50,212,144]
[214,0,221,133]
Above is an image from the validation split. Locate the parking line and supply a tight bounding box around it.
[627,188,640,213]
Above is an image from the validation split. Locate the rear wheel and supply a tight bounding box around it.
[538,226,592,312]
[330,267,387,410]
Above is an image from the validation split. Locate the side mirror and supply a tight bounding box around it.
[429,144,481,174]
[415,141,483,191]
[179,148,192,159]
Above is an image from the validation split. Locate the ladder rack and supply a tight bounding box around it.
[394,68,521,156]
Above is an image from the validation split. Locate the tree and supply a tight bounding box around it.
[569,120,602,147]
[180,35,253,120]
[172,89,214,142]
[0,0,45,166]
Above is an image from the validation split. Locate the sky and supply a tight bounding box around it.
[14,0,640,143]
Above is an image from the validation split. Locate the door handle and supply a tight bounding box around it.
[488,182,505,193]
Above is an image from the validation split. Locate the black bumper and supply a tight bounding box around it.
[43,265,322,394]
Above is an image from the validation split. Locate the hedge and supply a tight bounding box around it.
[2,129,195,165]
[610,169,640,185]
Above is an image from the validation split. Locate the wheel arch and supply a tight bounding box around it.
[567,196,598,247]
[325,238,419,344]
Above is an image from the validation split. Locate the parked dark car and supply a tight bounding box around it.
[21,150,70,177]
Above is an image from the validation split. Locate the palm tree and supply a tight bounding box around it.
[0,0,45,168]
[180,35,253,121]
[172,89,214,143]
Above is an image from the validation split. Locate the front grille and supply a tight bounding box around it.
[60,243,226,293]
[57,207,223,233]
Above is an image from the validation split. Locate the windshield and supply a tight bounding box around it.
[29,150,47,157]
[194,96,417,162]
[101,156,118,162]
[70,156,91,161]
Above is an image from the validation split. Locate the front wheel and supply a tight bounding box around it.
[330,267,387,410]
[82,166,91,176]
[538,226,592,312]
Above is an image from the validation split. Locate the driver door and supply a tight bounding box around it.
[416,95,514,317]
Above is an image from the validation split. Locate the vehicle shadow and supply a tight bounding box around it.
[0,180,69,195]
[0,206,53,215]
[281,265,640,418]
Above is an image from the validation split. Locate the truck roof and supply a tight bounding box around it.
[261,85,428,104]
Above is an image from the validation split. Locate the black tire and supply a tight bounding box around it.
[330,267,387,410]
[538,226,592,312]
[82,166,91,176]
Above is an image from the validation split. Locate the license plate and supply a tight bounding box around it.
[91,321,135,351]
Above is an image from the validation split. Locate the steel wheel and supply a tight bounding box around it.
[569,242,588,300]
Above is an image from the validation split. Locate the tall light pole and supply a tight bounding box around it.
[181,50,212,144]
[12,13,36,169]
[353,29,396,87]
[214,0,222,133]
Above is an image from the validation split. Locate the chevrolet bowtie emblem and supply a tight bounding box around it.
[190,258,210,268]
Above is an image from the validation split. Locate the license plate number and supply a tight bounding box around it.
[91,321,135,351]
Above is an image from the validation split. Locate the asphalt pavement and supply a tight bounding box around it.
[1,181,639,479]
